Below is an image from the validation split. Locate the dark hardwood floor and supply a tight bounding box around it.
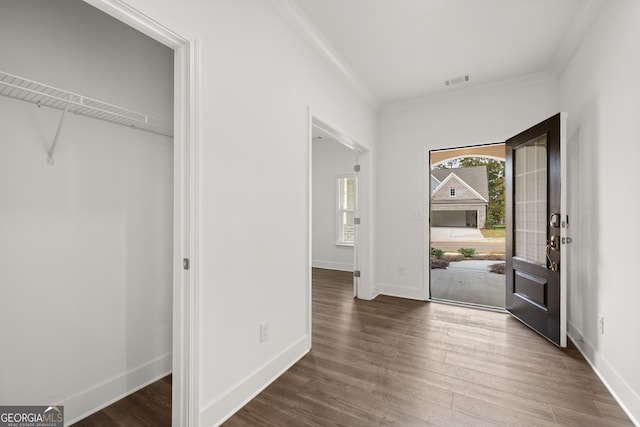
[71,375,171,426]
[224,268,632,426]
[74,268,632,426]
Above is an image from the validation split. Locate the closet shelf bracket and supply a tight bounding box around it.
[0,70,174,163]
[47,100,70,165]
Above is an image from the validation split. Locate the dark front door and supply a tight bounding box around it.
[505,113,567,347]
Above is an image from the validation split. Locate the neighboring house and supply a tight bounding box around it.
[431,166,488,229]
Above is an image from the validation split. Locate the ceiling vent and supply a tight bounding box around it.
[445,74,470,87]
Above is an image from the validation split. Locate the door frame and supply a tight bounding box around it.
[307,111,369,345]
[424,142,506,306]
[84,1,199,425]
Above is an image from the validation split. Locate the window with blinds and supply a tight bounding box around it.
[337,174,356,245]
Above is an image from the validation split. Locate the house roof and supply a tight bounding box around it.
[430,175,441,193]
[431,166,489,202]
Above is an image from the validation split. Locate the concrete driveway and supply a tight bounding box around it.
[431,227,485,241]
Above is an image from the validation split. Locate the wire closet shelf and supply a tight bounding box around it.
[0,70,173,137]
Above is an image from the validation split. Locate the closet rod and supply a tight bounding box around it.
[0,70,173,138]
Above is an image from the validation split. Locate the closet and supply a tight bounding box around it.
[0,0,174,423]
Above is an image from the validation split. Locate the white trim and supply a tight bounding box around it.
[352,154,360,298]
[568,327,640,426]
[269,0,380,110]
[82,0,186,48]
[312,259,354,272]
[306,107,313,350]
[309,111,366,303]
[184,39,201,427]
[377,282,426,301]
[424,148,431,302]
[432,172,488,203]
[367,283,381,301]
[64,353,172,425]
[200,336,310,427]
[81,1,199,425]
[312,115,366,153]
[559,112,568,348]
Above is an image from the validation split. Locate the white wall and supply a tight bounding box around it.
[560,0,640,422]
[312,140,355,271]
[0,1,174,424]
[87,1,378,425]
[377,78,559,300]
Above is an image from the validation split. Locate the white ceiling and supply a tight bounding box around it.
[291,0,602,106]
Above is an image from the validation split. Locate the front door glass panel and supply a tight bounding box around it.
[514,135,547,265]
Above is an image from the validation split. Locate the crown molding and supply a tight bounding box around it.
[269,0,602,115]
[269,0,381,110]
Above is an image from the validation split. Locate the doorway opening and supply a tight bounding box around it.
[428,143,506,309]
[311,117,362,299]
[309,114,367,348]
[52,0,198,424]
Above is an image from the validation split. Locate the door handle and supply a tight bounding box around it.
[545,235,560,271]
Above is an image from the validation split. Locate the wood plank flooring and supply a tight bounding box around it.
[71,375,171,426]
[224,268,632,426]
[72,269,632,426]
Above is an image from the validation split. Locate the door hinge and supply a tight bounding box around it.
[354,164,361,172]
[183,258,190,270]
[354,217,361,225]
[353,270,361,278]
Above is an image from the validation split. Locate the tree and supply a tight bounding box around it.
[433,157,505,228]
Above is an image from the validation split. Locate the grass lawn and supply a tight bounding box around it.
[481,225,505,238]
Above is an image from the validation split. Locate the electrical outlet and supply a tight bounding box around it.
[260,321,269,343]
[598,315,604,335]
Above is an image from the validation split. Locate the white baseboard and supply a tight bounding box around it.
[357,281,378,301]
[567,323,640,426]
[64,352,172,425]
[200,335,310,427]
[312,259,353,272]
[377,282,426,301]
[368,283,380,300]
